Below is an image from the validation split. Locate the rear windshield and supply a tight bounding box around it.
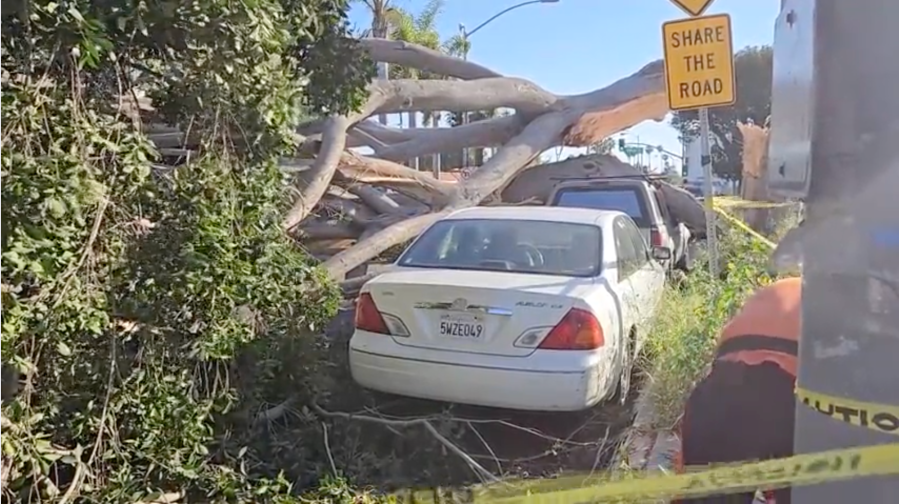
[551,187,650,226]
[397,218,602,277]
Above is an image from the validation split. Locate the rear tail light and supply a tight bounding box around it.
[355,293,389,334]
[538,308,604,350]
[650,227,664,247]
[354,293,410,336]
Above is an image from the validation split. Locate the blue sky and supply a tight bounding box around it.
[348,0,779,169]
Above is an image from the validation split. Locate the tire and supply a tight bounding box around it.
[675,243,695,272]
[612,328,637,404]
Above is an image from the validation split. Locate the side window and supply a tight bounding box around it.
[624,219,650,268]
[614,217,638,278]
[654,188,674,225]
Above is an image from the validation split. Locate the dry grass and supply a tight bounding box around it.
[639,283,721,430]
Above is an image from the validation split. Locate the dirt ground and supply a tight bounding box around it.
[323,308,641,491]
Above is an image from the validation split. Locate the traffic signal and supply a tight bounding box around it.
[618,138,626,150]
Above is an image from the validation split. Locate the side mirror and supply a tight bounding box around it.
[651,246,672,261]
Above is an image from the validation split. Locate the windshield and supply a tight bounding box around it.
[397,218,602,277]
[552,187,650,226]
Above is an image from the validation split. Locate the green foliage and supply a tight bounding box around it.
[386,0,446,79]
[670,46,773,182]
[587,138,616,155]
[1,0,377,501]
[643,225,786,428]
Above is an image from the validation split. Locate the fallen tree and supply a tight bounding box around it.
[149,38,706,283]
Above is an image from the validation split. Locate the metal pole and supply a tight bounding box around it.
[789,0,899,502]
[698,107,718,276]
[376,21,389,127]
[460,27,469,170]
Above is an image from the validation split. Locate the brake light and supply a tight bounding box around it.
[650,228,664,247]
[538,308,604,350]
[355,293,389,334]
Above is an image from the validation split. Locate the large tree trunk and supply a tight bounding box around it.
[737,122,772,231]
[148,38,708,285]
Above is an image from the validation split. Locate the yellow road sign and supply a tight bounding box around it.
[662,14,736,110]
[669,0,715,17]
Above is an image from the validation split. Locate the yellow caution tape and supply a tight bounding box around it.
[397,443,899,503]
[797,387,899,437]
[714,197,796,210]
[712,203,777,250]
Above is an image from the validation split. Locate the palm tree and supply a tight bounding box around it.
[358,0,394,125]
[387,0,446,128]
[587,138,616,155]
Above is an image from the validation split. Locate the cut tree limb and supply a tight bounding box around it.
[332,171,404,215]
[296,221,361,240]
[338,151,452,198]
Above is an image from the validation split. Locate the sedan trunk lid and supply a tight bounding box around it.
[364,268,597,357]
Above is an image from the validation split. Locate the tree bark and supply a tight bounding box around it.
[360,38,503,80]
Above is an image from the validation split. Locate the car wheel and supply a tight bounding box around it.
[612,328,637,404]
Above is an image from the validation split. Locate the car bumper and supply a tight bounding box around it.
[349,333,616,412]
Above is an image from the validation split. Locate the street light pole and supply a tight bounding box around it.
[458,0,559,170]
[459,24,470,169]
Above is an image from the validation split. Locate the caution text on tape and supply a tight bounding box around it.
[396,443,899,503]
[796,387,899,437]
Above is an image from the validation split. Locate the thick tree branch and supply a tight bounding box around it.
[332,171,404,215]
[371,78,558,116]
[373,115,528,162]
[558,60,667,146]
[354,121,414,144]
[323,212,450,279]
[283,93,390,230]
[338,151,452,198]
[284,116,353,230]
[448,111,572,207]
[359,38,503,80]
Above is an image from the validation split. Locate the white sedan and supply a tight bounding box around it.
[348,206,669,411]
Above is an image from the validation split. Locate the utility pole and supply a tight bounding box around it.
[768,0,899,502]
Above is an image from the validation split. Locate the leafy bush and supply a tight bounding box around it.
[0,0,384,502]
[642,225,789,428]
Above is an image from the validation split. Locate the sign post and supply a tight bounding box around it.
[661,5,735,277]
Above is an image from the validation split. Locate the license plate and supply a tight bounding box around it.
[439,315,484,340]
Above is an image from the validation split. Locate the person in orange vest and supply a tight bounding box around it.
[675,276,801,504]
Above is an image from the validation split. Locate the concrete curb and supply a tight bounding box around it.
[614,383,680,472]
[614,382,768,504]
